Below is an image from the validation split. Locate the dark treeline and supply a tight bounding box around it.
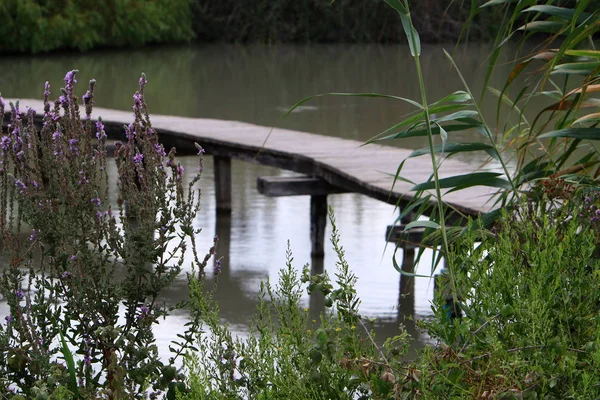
[192,0,503,44]
[1,0,506,54]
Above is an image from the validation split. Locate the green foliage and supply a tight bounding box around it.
[413,194,600,398]
[0,0,195,54]
[179,208,413,400]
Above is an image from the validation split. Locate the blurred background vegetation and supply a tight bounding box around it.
[0,0,505,54]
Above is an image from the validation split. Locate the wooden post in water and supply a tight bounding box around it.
[256,175,347,259]
[214,156,232,215]
[310,195,327,258]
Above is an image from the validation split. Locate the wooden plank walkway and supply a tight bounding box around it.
[6,99,497,217]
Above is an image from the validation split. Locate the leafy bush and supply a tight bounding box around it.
[0,0,195,53]
[416,195,600,398]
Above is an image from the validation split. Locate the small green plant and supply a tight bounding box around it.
[179,207,413,400]
[0,71,214,398]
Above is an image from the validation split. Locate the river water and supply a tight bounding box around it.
[0,43,519,358]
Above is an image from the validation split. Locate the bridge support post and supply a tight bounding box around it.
[257,175,347,258]
[214,156,232,215]
[310,195,327,258]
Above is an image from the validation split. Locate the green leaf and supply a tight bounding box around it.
[565,49,600,58]
[379,123,473,141]
[283,92,422,119]
[58,329,79,397]
[538,128,600,140]
[522,5,591,23]
[400,14,421,57]
[432,91,472,105]
[411,172,511,191]
[403,220,440,231]
[383,0,408,14]
[408,142,498,159]
[385,0,421,57]
[480,0,517,8]
[432,110,479,123]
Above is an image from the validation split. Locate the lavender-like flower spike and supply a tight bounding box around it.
[0,93,5,117]
[133,153,144,164]
[95,118,106,140]
[82,79,95,119]
[63,70,78,107]
[133,92,143,114]
[139,73,147,93]
[43,81,51,112]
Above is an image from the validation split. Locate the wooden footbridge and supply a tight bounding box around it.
[7,100,497,259]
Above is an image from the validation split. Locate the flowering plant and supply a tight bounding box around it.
[0,71,213,398]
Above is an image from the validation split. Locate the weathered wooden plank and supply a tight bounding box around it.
[257,176,348,197]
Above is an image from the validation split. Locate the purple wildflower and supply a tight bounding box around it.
[68,138,79,154]
[84,355,92,366]
[133,92,143,112]
[70,255,77,261]
[78,171,89,185]
[197,147,205,155]
[153,143,166,157]
[5,315,13,325]
[64,70,77,86]
[90,197,102,207]
[14,180,27,194]
[138,304,150,319]
[96,211,103,220]
[133,153,144,164]
[29,229,38,242]
[214,258,222,275]
[82,91,92,104]
[125,123,135,141]
[61,271,72,279]
[95,120,106,140]
[139,74,147,90]
[1,136,11,152]
[43,81,51,102]
[176,165,184,177]
[59,95,68,108]
[52,131,62,141]
[15,290,24,300]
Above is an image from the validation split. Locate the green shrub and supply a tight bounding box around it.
[0,0,195,54]
[414,193,600,398]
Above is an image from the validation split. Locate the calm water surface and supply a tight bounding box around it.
[0,44,521,357]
